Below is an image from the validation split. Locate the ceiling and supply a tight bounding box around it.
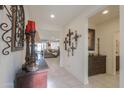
[26,5,101,28]
[24,5,105,40]
[89,5,119,26]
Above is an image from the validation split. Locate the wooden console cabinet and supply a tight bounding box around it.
[15,54,49,88]
[88,55,106,76]
[15,69,48,88]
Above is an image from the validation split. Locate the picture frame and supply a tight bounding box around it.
[0,5,25,55]
[11,5,25,51]
[88,28,95,51]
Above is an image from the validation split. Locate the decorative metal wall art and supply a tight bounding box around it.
[67,29,73,46]
[64,37,68,50]
[70,43,76,56]
[64,29,81,56]
[0,5,25,55]
[73,30,82,48]
[0,5,3,10]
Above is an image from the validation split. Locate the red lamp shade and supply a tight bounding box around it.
[31,21,36,31]
[25,24,30,32]
[25,20,36,32]
[25,20,32,32]
[28,20,32,26]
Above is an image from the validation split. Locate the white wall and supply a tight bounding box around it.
[60,6,105,84]
[120,5,124,87]
[89,18,120,75]
[38,30,60,40]
[61,14,88,84]
[37,22,62,40]
[0,6,29,87]
[96,18,119,75]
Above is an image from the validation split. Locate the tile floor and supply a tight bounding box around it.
[46,57,119,88]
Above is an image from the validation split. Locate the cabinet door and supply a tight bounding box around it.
[88,56,106,76]
[116,56,120,71]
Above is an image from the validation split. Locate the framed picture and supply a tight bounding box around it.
[88,29,95,50]
[0,5,3,10]
[0,5,25,55]
[11,5,25,51]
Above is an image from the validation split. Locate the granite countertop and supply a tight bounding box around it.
[16,53,49,78]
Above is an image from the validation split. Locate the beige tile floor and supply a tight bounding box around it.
[46,57,119,88]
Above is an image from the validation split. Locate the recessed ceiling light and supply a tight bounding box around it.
[50,14,55,18]
[102,10,109,15]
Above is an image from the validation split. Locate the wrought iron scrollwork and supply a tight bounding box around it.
[0,23,12,55]
[0,6,12,55]
[0,5,25,55]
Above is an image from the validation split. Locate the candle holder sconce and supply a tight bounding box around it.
[25,32,31,65]
[23,30,38,72]
[0,5,25,55]
[22,20,38,72]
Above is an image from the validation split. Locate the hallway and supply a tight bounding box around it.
[46,58,83,88]
[46,58,119,88]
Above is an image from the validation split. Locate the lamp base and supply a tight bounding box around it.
[26,63,38,72]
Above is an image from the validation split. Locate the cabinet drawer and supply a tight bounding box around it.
[88,56,106,76]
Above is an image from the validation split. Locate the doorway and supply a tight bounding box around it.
[114,32,120,73]
[88,5,120,87]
